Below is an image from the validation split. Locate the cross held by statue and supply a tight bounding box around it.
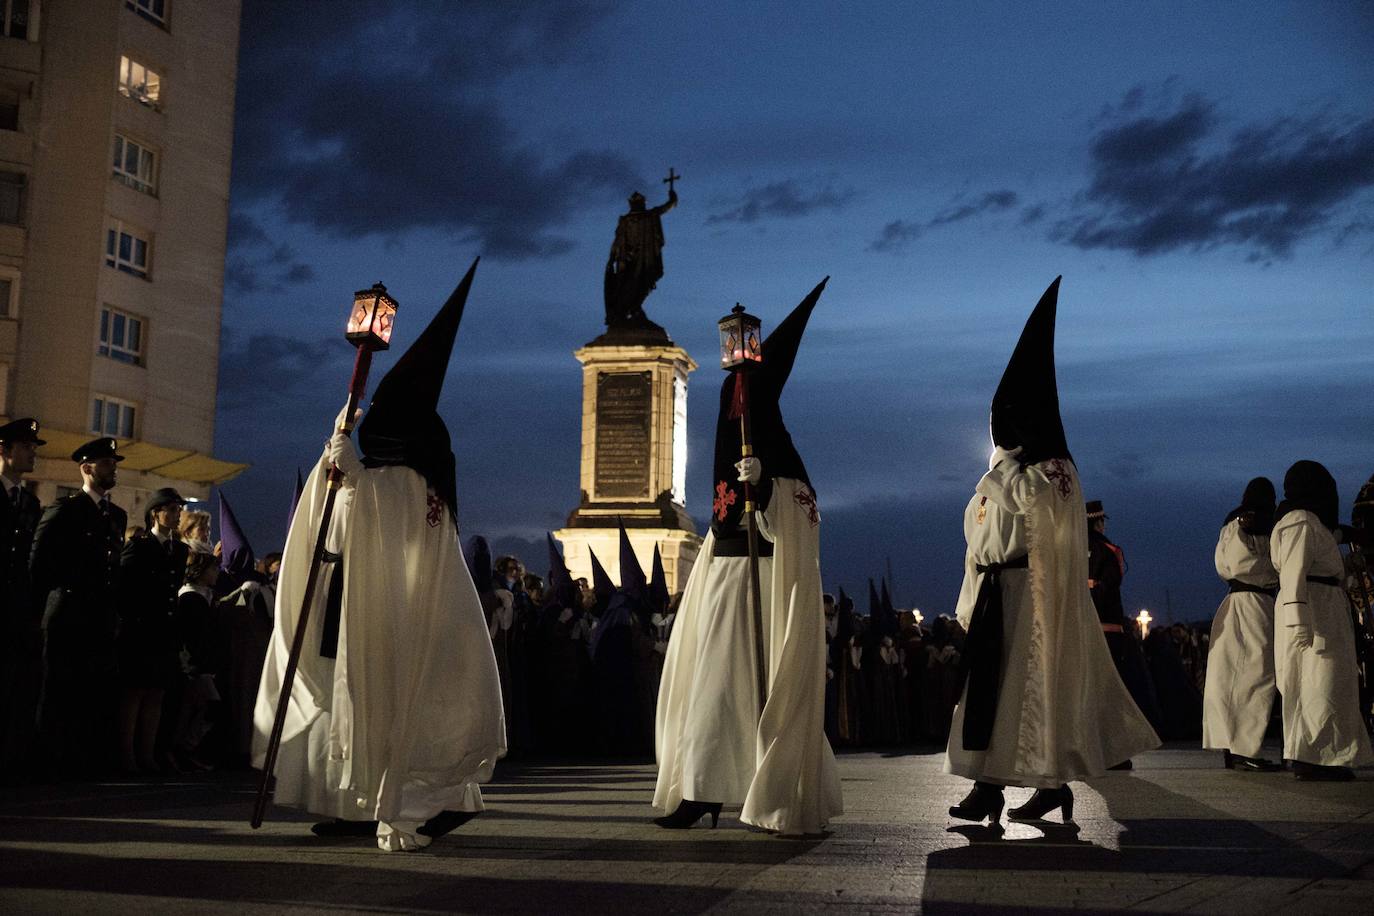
[663,167,680,192]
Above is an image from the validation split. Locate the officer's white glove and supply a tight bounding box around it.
[327,430,364,478]
[736,456,762,484]
[988,445,1023,470]
[1291,623,1314,649]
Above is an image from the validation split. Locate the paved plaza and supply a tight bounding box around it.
[0,745,1370,914]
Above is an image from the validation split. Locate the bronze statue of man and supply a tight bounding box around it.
[604,171,678,328]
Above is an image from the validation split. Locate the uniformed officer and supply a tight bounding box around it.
[117,486,189,773]
[0,418,44,780]
[30,437,128,777]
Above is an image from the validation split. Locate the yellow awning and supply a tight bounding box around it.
[36,428,249,486]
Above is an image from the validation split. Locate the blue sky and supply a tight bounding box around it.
[216,0,1374,621]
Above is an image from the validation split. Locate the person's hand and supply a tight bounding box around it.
[327,431,363,478]
[736,456,762,484]
[1291,623,1314,649]
[334,403,362,434]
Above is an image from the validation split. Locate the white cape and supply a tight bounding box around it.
[654,477,842,835]
[945,457,1159,788]
[1202,519,1278,759]
[253,451,506,829]
[1271,510,1373,768]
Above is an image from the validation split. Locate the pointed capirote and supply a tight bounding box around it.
[617,519,647,600]
[648,544,669,614]
[219,491,255,575]
[588,546,616,608]
[545,533,578,612]
[989,275,1070,465]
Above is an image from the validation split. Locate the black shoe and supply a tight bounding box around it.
[653,799,722,829]
[1292,760,1355,781]
[1233,755,1282,772]
[1223,750,1235,770]
[1008,785,1075,824]
[948,781,1004,825]
[1108,759,1133,771]
[310,818,379,837]
[417,809,480,839]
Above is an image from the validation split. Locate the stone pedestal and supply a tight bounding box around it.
[555,325,702,595]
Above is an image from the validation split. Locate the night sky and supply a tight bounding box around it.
[216,1,1374,623]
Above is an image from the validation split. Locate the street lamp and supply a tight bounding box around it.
[1136,609,1152,639]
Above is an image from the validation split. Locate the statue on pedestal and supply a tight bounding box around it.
[604,169,679,329]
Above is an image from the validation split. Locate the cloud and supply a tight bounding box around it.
[705,179,857,224]
[1056,88,1374,258]
[867,219,923,252]
[217,332,343,410]
[868,188,1020,252]
[231,0,639,261]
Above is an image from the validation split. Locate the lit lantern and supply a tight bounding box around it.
[718,303,762,370]
[913,609,924,626]
[346,282,399,350]
[1136,609,1152,639]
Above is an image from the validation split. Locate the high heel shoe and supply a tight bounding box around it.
[948,781,1004,825]
[1008,785,1074,823]
[653,799,722,829]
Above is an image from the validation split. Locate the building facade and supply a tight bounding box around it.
[0,0,244,518]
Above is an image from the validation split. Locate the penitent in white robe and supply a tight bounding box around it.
[944,456,1159,788]
[1270,510,1373,768]
[654,477,843,835]
[1202,519,1278,759]
[254,449,506,848]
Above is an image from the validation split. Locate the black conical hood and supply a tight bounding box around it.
[544,533,578,612]
[617,519,646,601]
[588,546,615,610]
[1225,477,1276,532]
[357,259,479,525]
[1276,459,1339,531]
[990,276,1071,465]
[711,277,827,537]
[648,544,669,614]
[464,534,493,594]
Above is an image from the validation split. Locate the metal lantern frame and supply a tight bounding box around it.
[718,303,762,371]
[346,282,399,350]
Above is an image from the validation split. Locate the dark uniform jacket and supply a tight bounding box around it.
[1,483,41,631]
[30,492,127,656]
[1087,528,1126,627]
[118,532,190,688]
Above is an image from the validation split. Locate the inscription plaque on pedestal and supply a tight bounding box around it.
[595,371,651,499]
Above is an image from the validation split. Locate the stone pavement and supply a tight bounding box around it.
[0,745,1370,914]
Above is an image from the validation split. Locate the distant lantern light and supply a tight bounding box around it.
[346,282,398,350]
[718,303,762,370]
[1136,609,1152,639]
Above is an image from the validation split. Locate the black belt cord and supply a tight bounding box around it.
[958,553,1029,751]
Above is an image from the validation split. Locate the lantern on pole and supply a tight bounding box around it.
[252,280,400,829]
[1136,609,1152,639]
[718,303,762,369]
[718,302,768,714]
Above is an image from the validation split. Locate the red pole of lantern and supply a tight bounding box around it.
[728,367,768,717]
[251,286,394,829]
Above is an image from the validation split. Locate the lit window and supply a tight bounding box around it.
[118,56,162,109]
[0,86,18,132]
[98,306,146,366]
[125,0,167,28]
[1,0,31,41]
[112,135,157,195]
[91,395,137,438]
[105,221,151,279]
[0,171,24,225]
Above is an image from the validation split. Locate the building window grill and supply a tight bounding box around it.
[118,56,161,109]
[112,134,157,195]
[126,0,167,29]
[99,307,146,366]
[1,0,31,41]
[105,222,151,279]
[91,395,137,439]
[0,170,24,225]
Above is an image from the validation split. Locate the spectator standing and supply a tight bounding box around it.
[0,418,44,781]
[30,437,128,777]
[117,487,189,773]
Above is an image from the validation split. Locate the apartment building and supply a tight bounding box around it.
[0,0,245,518]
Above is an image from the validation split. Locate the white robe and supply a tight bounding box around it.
[253,449,507,847]
[1270,510,1373,768]
[654,477,842,835]
[944,457,1159,788]
[1201,519,1278,759]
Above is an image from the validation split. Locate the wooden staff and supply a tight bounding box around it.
[735,370,769,715]
[251,342,376,829]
